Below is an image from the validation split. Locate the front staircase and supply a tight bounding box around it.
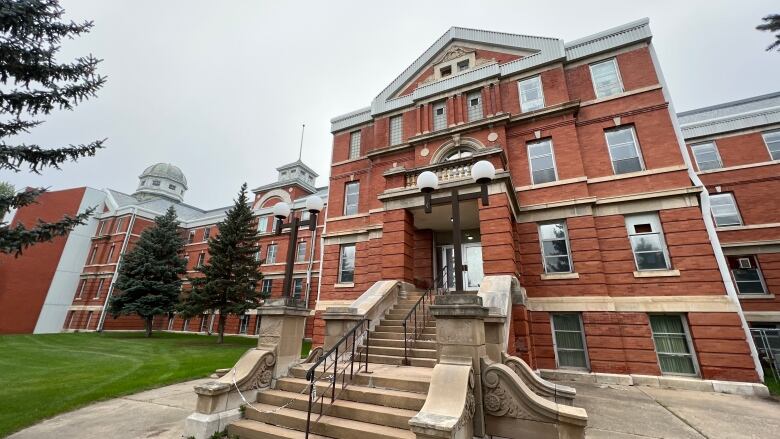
[228,289,437,438]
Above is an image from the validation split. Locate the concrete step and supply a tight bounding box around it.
[370,331,435,341]
[289,364,432,393]
[368,345,436,359]
[373,325,436,335]
[275,377,426,411]
[356,352,436,368]
[228,418,329,439]
[380,318,435,326]
[243,403,415,439]
[370,338,436,350]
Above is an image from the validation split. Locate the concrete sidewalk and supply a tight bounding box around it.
[9,378,780,438]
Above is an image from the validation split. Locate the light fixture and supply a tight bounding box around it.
[272,202,291,219]
[305,195,324,213]
[416,171,439,213]
[471,160,496,205]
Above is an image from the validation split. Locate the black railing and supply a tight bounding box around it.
[401,265,449,365]
[304,318,370,438]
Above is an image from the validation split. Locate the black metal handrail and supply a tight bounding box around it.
[401,265,449,365]
[304,317,370,438]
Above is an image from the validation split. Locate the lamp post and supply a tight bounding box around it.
[272,195,324,306]
[417,160,496,292]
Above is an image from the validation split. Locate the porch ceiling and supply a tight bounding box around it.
[410,199,480,231]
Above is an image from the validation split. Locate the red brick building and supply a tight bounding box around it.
[678,92,780,331]
[317,19,766,383]
[1,161,327,338]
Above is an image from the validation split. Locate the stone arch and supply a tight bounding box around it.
[254,189,292,210]
[429,137,486,164]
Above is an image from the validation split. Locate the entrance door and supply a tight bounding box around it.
[439,243,483,291]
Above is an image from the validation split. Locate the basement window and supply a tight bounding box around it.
[649,315,697,376]
[551,314,589,369]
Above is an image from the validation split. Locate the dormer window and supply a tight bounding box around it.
[168,184,176,190]
[281,171,288,180]
[440,66,452,78]
[152,180,160,186]
[457,60,469,71]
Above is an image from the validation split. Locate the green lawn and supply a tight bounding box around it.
[765,373,780,396]
[0,331,259,437]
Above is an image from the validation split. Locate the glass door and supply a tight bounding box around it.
[463,243,484,290]
[440,245,456,291]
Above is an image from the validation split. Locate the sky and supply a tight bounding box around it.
[5,0,780,209]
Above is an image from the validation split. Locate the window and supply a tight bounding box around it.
[296,241,307,262]
[466,91,483,122]
[625,213,670,271]
[440,65,452,77]
[344,181,359,216]
[539,221,573,273]
[254,246,261,262]
[691,142,722,171]
[196,253,205,268]
[114,217,124,234]
[528,139,558,184]
[258,216,269,233]
[266,244,278,264]
[184,254,190,268]
[389,115,403,146]
[590,58,623,98]
[65,311,75,329]
[89,246,98,264]
[203,227,211,241]
[168,184,176,190]
[152,180,161,186]
[443,147,474,162]
[551,314,588,369]
[187,230,196,244]
[728,255,767,295]
[764,130,780,160]
[649,315,697,375]
[457,60,469,71]
[76,280,86,299]
[338,244,356,284]
[183,318,190,331]
[301,210,310,222]
[518,76,544,112]
[349,131,361,159]
[199,315,208,332]
[239,314,249,334]
[106,245,115,263]
[254,315,261,334]
[95,278,104,299]
[167,316,175,331]
[261,279,273,296]
[605,126,644,174]
[293,278,304,299]
[85,311,94,329]
[432,101,447,131]
[97,220,107,236]
[709,193,742,227]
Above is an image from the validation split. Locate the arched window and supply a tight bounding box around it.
[442,147,476,162]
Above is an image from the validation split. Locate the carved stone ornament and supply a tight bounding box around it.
[440,46,473,62]
[241,351,276,391]
[482,366,534,420]
[454,368,477,431]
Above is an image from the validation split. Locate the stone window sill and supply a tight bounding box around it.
[334,283,355,288]
[633,269,680,278]
[737,294,775,300]
[540,272,580,280]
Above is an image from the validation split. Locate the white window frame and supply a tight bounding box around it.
[690,142,723,171]
[238,314,249,334]
[85,311,94,329]
[89,246,98,264]
[527,138,558,185]
[97,220,107,236]
[728,255,768,295]
[266,244,278,264]
[550,313,590,370]
[182,318,190,331]
[338,244,356,284]
[167,316,175,331]
[203,227,211,242]
[77,279,86,299]
[389,115,403,146]
[95,278,104,299]
[709,193,743,227]
[432,101,447,131]
[763,130,780,161]
[196,252,205,268]
[114,217,124,234]
[466,90,483,122]
[254,315,261,334]
[605,126,645,175]
[187,230,196,243]
[648,314,699,377]
[293,278,304,299]
[261,279,273,295]
[518,75,545,112]
[296,241,307,263]
[106,245,115,264]
[344,181,359,216]
[589,58,624,98]
[257,216,269,233]
[625,212,671,271]
[538,220,574,274]
[349,130,361,159]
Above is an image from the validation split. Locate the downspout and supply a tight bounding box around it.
[315,207,327,307]
[97,207,138,332]
[648,43,764,381]
[304,226,317,308]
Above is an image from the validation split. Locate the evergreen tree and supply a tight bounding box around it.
[757,14,780,52]
[0,0,106,255]
[180,183,263,343]
[0,182,13,222]
[110,206,186,337]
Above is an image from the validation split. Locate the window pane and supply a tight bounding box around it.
[764,131,780,160]
[692,143,722,171]
[613,157,643,174]
[467,91,483,122]
[539,221,572,273]
[636,251,668,270]
[528,139,557,184]
[552,314,587,369]
[630,234,663,252]
[390,116,403,146]
[590,59,623,98]
[519,76,544,112]
[710,194,741,226]
[433,102,447,131]
[339,244,355,283]
[606,128,643,174]
[540,223,567,240]
[344,182,359,215]
[349,131,361,159]
[626,213,670,271]
[545,256,571,273]
[542,240,569,257]
[650,315,696,375]
[532,169,557,184]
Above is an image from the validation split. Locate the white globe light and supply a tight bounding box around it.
[416,171,439,193]
[471,160,496,184]
[272,201,291,219]
[305,195,324,213]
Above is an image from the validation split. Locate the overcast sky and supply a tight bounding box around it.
[5,0,779,209]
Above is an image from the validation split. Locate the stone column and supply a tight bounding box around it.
[431,293,489,437]
[256,298,310,379]
[321,307,365,351]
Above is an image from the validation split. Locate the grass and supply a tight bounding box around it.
[765,373,780,396]
[0,331,259,437]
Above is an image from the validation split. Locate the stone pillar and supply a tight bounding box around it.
[447,96,456,127]
[416,104,423,135]
[422,103,430,134]
[431,293,489,437]
[256,298,310,379]
[494,81,503,114]
[321,307,365,351]
[482,86,493,118]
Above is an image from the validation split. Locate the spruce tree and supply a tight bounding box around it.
[757,14,780,52]
[110,206,186,337]
[0,0,106,256]
[181,183,263,343]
